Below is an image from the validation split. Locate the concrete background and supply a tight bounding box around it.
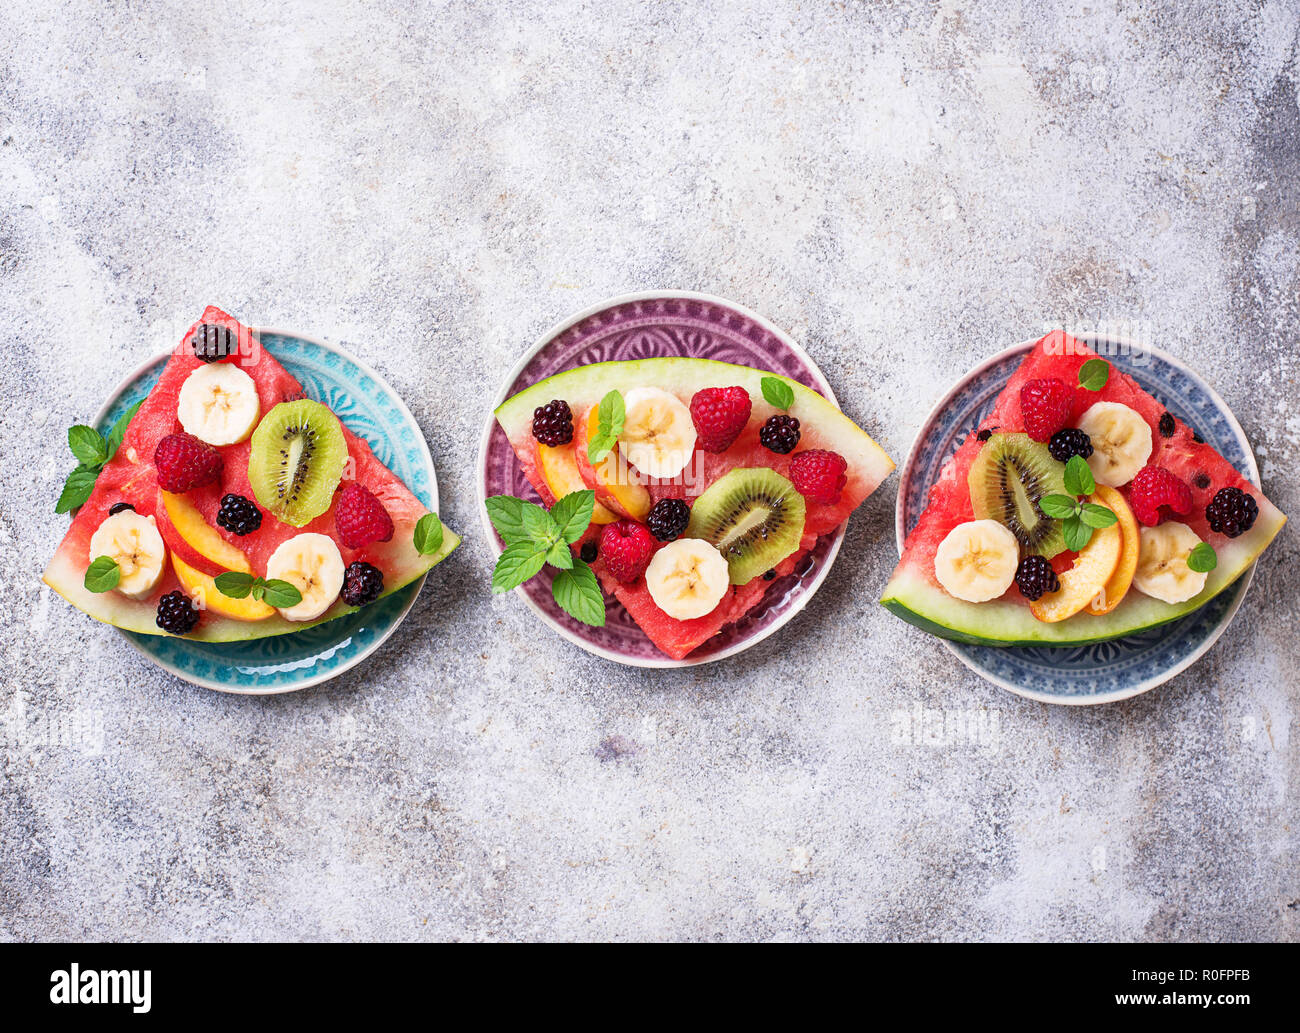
[2,1,1297,941]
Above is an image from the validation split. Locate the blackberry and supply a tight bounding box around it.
[216,493,263,536]
[156,591,199,635]
[976,429,993,442]
[1158,411,1175,438]
[759,414,800,455]
[1205,487,1258,538]
[108,501,135,515]
[341,562,384,607]
[647,498,690,542]
[1048,428,1094,464]
[580,541,598,564]
[532,399,574,447]
[191,322,237,363]
[1015,555,1059,601]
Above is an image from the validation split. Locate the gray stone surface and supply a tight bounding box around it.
[1,1,1297,942]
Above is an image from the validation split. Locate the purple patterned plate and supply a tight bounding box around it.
[476,291,846,668]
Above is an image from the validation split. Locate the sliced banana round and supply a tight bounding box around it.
[933,519,1020,603]
[1133,521,1208,604]
[177,362,261,446]
[645,538,730,620]
[88,510,166,599]
[1076,401,1151,487]
[265,532,344,621]
[618,387,697,480]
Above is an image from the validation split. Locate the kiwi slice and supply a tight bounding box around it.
[968,432,1068,558]
[686,468,806,585]
[248,400,348,527]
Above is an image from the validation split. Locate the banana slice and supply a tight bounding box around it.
[1076,401,1152,487]
[618,387,697,479]
[264,532,344,621]
[88,510,166,599]
[933,519,1019,603]
[177,362,261,446]
[645,538,730,620]
[1133,521,1208,604]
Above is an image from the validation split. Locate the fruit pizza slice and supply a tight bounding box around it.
[43,307,459,641]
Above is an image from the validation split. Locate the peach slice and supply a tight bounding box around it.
[537,442,618,525]
[1088,484,1138,615]
[172,554,274,621]
[159,490,253,575]
[575,406,651,521]
[1028,494,1123,623]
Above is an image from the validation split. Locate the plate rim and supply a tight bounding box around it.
[475,289,847,669]
[894,334,1258,706]
[90,325,436,695]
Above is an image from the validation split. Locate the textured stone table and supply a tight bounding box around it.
[2,1,1296,941]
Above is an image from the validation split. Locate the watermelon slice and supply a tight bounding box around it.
[42,307,459,641]
[494,358,895,659]
[881,331,1287,646]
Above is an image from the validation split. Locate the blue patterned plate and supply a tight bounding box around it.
[91,329,439,694]
[896,336,1259,705]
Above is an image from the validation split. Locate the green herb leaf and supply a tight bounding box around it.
[551,560,606,627]
[1079,502,1118,529]
[1187,541,1218,573]
[1063,515,1093,552]
[413,512,444,555]
[68,425,108,467]
[104,400,142,460]
[545,538,574,570]
[214,571,255,599]
[550,490,595,545]
[259,578,304,608]
[587,389,625,464]
[1078,358,1110,391]
[1063,454,1096,497]
[484,495,527,542]
[520,501,560,545]
[55,466,100,514]
[492,539,549,594]
[83,555,120,593]
[1039,494,1081,520]
[760,377,794,411]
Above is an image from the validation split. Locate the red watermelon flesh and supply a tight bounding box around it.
[42,306,459,641]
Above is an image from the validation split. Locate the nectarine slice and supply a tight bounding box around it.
[1088,485,1138,615]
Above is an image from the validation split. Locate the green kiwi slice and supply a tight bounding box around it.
[686,468,806,585]
[248,400,348,527]
[968,432,1068,558]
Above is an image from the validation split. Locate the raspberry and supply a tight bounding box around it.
[191,322,237,363]
[690,386,752,453]
[341,561,384,606]
[599,519,656,583]
[647,498,691,542]
[532,400,574,447]
[216,494,263,536]
[790,449,848,504]
[1019,378,1074,442]
[154,433,223,493]
[1127,465,1193,527]
[1205,486,1258,538]
[1048,428,1093,464]
[759,414,800,454]
[155,590,199,635]
[1015,555,1060,601]
[334,482,395,549]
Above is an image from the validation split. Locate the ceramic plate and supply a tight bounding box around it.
[896,335,1260,705]
[91,329,438,694]
[478,290,846,668]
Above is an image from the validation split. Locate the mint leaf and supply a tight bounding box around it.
[485,495,527,541]
[1078,358,1110,392]
[492,539,549,593]
[55,466,99,514]
[551,560,605,627]
[1080,503,1118,529]
[1063,515,1093,552]
[83,555,120,593]
[520,500,559,545]
[1187,541,1218,573]
[214,571,255,599]
[259,578,304,608]
[545,538,574,570]
[68,425,108,467]
[413,512,444,555]
[1063,455,1095,497]
[104,400,142,460]
[587,389,625,464]
[1039,494,1080,520]
[550,489,595,544]
[760,377,794,411]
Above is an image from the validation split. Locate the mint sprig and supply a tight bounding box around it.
[1187,542,1218,573]
[760,376,794,411]
[413,512,444,555]
[83,556,121,593]
[213,572,303,608]
[485,488,605,627]
[1041,455,1116,551]
[1079,358,1110,391]
[586,390,625,464]
[55,400,143,513]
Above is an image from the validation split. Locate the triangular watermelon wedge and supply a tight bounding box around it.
[494,358,894,659]
[881,331,1286,646]
[43,307,459,641]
